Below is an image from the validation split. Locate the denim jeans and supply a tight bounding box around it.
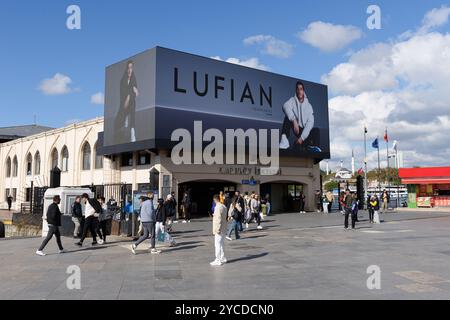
[135,222,156,249]
[226,219,240,239]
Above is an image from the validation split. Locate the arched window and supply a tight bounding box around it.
[51,148,59,169]
[34,152,41,175]
[61,146,69,172]
[26,153,33,176]
[82,142,91,170]
[94,143,103,169]
[12,156,18,177]
[5,157,11,178]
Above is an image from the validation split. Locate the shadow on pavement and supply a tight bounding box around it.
[241,234,267,240]
[170,229,203,235]
[227,252,269,264]
[162,244,205,253]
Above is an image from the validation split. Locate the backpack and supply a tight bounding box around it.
[88,198,103,214]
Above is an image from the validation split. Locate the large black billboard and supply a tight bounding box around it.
[101,47,330,159]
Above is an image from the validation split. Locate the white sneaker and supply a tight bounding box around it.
[257,225,263,230]
[36,250,46,256]
[131,244,136,255]
[220,258,227,264]
[151,248,161,254]
[58,249,66,254]
[226,236,232,241]
[210,260,222,266]
[97,239,104,245]
[279,134,289,149]
[182,220,187,224]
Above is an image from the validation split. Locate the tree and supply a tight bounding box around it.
[324,181,339,191]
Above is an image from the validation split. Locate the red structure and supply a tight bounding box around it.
[399,166,450,208]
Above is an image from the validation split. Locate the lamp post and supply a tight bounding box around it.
[388,154,400,209]
[364,125,368,209]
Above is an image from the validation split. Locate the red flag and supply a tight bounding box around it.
[357,168,364,175]
[384,129,388,142]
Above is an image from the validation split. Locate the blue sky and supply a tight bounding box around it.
[1,0,450,168]
[0,0,442,127]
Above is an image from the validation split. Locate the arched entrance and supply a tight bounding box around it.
[178,180,237,217]
[260,181,307,213]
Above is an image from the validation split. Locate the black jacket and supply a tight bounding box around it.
[47,203,62,226]
[156,203,168,224]
[72,202,82,218]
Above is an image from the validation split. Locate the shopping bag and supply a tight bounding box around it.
[157,231,166,242]
[157,231,173,243]
[373,211,380,224]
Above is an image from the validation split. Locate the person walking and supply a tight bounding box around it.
[234,191,245,232]
[244,192,252,230]
[315,190,322,213]
[371,195,381,224]
[299,191,306,213]
[339,191,346,215]
[219,191,225,205]
[264,194,271,216]
[36,195,65,256]
[351,193,359,222]
[211,194,227,266]
[71,196,83,239]
[322,194,329,214]
[381,190,390,214]
[155,197,176,247]
[251,194,263,230]
[96,196,111,243]
[181,192,191,223]
[343,189,355,230]
[131,193,160,254]
[166,193,176,233]
[326,190,334,213]
[368,195,375,223]
[226,197,241,241]
[224,193,232,211]
[76,193,102,247]
[7,194,13,211]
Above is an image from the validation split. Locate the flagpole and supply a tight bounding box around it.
[377,136,381,192]
[364,125,368,209]
[386,128,390,206]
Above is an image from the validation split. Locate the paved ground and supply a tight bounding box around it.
[2,210,450,300]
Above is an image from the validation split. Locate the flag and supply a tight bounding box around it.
[392,140,398,152]
[357,168,364,175]
[384,128,388,142]
[372,138,379,149]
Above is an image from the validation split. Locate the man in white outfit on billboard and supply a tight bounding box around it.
[280,81,320,152]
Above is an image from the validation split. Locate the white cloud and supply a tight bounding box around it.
[211,56,269,71]
[38,73,74,95]
[243,35,293,58]
[297,21,362,52]
[90,92,104,105]
[323,23,450,169]
[419,5,450,33]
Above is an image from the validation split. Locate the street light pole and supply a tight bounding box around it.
[364,125,368,209]
[396,148,400,209]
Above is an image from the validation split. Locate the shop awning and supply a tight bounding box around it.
[402,178,450,184]
[399,166,450,185]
